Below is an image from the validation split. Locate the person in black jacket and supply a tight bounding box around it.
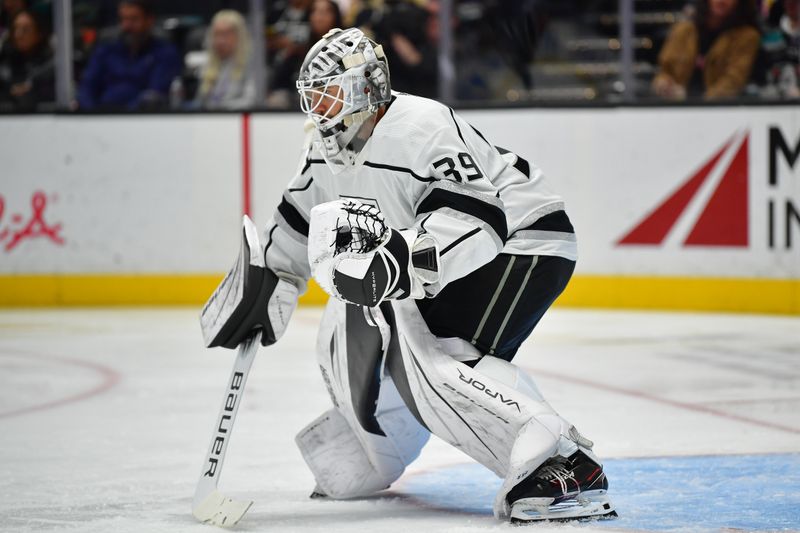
[0,8,54,110]
[0,0,28,42]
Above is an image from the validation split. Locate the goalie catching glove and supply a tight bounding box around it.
[308,199,440,307]
[200,215,298,349]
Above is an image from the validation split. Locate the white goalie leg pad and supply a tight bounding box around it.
[385,301,561,474]
[295,408,397,499]
[473,355,549,403]
[297,299,428,499]
[474,356,597,519]
[384,301,589,519]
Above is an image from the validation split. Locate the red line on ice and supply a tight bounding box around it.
[526,367,800,435]
[0,352,120,419]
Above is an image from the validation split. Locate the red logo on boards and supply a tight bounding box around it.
[617,132,749,247]
[0,191,65,252]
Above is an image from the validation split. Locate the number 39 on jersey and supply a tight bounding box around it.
[432,152,484,182]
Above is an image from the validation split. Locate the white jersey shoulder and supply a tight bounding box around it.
[370,93,576,261]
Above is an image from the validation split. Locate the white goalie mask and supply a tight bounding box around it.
[296,28,391,172]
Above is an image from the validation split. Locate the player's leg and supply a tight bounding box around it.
[416,253,575,363]
[415,247,614,521]
[447,253,614,521]
[294,298,429,499]
[380,300,614,522]
[473,355,614,523]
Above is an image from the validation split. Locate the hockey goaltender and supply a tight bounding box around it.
[198,27,617,525]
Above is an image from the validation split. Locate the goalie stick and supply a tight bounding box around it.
[192,331,261,527]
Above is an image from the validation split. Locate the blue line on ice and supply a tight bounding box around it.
[401,454,800,531]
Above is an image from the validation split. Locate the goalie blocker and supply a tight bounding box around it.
[201,215,298,349]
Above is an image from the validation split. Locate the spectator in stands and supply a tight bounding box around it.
[0,0,27,44]
[331,0,352,20]
[267,0,341,107]
[370,0,437,97]
[267,0,312,71]
[348,0,381,29]
[309,0,344,42]
[77,0,181,110]
[0,9,54,110]
[761,0,800,97]
[195,10,257,110]
[368,0,521,101]
[652,0,761,100]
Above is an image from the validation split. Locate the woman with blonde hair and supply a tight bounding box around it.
[196,10,257,109]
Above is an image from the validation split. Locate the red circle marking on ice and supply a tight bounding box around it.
[0,351,120,419]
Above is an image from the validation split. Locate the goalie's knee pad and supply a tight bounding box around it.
[295,408,399,499]
[296,380,429,499]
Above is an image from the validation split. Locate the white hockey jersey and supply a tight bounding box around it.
[265,93,577,296]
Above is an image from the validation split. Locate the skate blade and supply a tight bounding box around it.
[510,490,616,524]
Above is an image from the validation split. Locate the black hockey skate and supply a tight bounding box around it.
[507,450,616,524]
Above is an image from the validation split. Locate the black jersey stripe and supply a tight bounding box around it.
[300,158,325,175]
[277,197,309,237]
[450,108,489,177]
[416,188,508,244]
[263,223,278,254]
[470,124,491,146]
[289,177,314,192]
[449,108,466,146]
[495,146,531,178]
[513,155,531,178]
[521,210,575,233]
[418,213,433,233]
[363,161,437,183]
[440,227,481,256]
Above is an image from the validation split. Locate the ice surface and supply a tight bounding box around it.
[401,455,800,531]
[1,307,798,532]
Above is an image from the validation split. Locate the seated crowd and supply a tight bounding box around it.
[652,0,799,101]
[0,0,798,111]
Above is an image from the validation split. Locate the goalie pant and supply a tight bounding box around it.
[295,294,596,520]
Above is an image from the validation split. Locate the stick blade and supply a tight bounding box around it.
[193,490,253,528]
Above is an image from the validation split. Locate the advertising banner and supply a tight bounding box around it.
[1,107,797,310]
